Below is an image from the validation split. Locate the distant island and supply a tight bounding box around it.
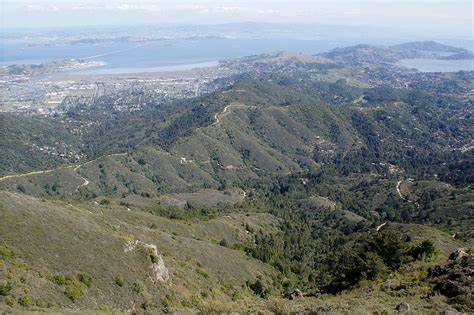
[2,59,107,76]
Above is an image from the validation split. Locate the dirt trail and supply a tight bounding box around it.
[0,152,128,191]
[212,103,256,126]
[74,152,128,171]
[73,152,128,190]
[76,177,90,190]
[194,103,256,133]
[396,180,420,208]
[0,167,73,182]
[376,222,387,232]
[396,180,406,200]
[251,166,292,176]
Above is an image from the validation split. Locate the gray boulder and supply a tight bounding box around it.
[289,289,303,300]
[395,302,410,312]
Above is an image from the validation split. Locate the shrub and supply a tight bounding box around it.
[0,281,13,296]
[196,268,209,278]
[6,297,15,307]
[35,299,45,307]
[16,184,26,193]
[38,268,53,279]
[0,244,14,260]
[409,240,438,260]
[181,299,192,307]
[450,294,474,312]
[100,199,111,205]
[248,279,269,298]
[53,274,66,285]
[231,290,242,301]
[12,259,29,270]
[191,294,203,307]
[131,282,143,293]
[141,300,155,310]
[65,277,84,302]
[18,296,30,307]
[99,304,110,312]
[115,277,124,287]
[78,272,93,287]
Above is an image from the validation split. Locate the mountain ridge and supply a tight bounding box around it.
[1,42,473,313]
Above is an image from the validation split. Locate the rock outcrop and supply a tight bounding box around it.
[125,240,170,283]
[448,248,469,261]
[289,289,303,300]
[395,302,411,312]
[428,248,473,310]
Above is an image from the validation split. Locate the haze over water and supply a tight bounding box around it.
[1,38,360,73]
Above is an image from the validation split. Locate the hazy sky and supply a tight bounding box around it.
[2,0,473,38]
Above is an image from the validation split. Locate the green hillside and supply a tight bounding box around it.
[0,191,279,312]
[1,47,473,313]
[1,79,471,195]
[0,190,472,313]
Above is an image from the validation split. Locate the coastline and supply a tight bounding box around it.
[64,60,220,76]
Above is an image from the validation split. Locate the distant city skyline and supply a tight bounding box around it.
[1,0,473,39]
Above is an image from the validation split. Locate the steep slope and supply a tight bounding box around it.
[0,114,82,175]
[1,79,471,197]
[1,50,473,313]
[0,191,278,312]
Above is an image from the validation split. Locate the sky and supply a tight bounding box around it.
[1,0,473,38]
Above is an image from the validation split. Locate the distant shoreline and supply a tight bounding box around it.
[45,61,221,81]
[397,58,474,72]
[63,60,220,76]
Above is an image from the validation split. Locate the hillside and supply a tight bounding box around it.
[392,41,468,54]
[1,45,473,313]
[1,79,472,194]
[0,191,279,312]
[0,114,82,175]
[0,189,472,313]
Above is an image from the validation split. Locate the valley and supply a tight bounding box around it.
[0,41,473,313]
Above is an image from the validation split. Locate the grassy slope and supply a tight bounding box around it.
[0,78,472,312]
[0,191,470,313]
[0,191,277,312]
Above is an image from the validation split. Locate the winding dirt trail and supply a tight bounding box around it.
[396,180,421,208]
[396,180,406,201]
[203,103,293,176]
[74,152,128,171]
[73,152,128,190]
[0,168,63,182]
[212,103,256,126]
[76,177,90,190]
[194,102,256,133]
[0,152,128,191]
